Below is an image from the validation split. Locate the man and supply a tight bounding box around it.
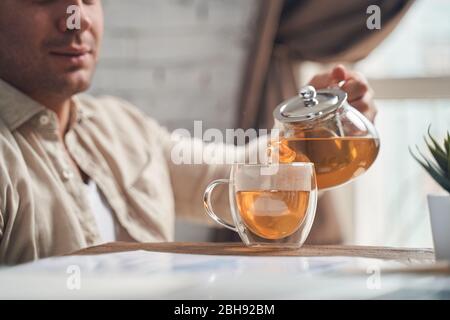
[0,0,376,265]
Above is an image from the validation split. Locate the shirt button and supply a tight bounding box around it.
[62,169,74,180]
[39,115,50,126]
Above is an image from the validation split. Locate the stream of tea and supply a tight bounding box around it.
[277,137,380,189]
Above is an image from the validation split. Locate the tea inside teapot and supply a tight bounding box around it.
[276,134,379,189]
[272,86,380,190]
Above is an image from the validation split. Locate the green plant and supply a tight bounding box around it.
[410,126,450,193]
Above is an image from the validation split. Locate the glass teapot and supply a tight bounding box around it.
[271,85,380,190]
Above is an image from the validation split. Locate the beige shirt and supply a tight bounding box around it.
[0,78,256,265]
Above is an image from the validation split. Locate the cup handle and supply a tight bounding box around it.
[203,179,238,232]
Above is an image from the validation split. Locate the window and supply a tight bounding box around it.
[299,0,450,247]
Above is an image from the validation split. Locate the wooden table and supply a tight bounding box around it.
[1,242,447,299]
[74,241,433,260]
[73,242,450,276]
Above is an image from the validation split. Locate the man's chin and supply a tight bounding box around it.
[57,70,93,95]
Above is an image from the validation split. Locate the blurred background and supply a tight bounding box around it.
[89,0,450,248]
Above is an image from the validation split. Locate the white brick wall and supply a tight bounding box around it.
[89,0,260,240]
[90,0,259,131]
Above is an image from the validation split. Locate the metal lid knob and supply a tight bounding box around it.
[299,85,318,107]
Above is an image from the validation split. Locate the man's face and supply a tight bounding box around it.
[0,0,103,100]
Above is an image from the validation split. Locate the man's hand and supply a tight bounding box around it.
[308,65,377,123]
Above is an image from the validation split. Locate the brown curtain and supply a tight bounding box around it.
[238,0,415,130]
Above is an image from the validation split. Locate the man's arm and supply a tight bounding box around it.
[155,122,267,226]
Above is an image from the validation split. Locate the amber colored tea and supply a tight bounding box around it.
[235,190,310,240]
[277,137,379,189]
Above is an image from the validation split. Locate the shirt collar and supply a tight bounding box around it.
[0,78,92,131]
[0,78,47,130]
[72,95,94,126]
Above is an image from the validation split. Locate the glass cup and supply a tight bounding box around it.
[203,163,317,248]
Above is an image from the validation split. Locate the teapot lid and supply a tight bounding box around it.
[273,85,347,123]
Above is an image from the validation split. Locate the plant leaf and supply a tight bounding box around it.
[427,125,446,155]
[445,131,450,154]
[425,137,448,174]
[416,146,446,175]
[448,132,450,180]
[410,147,450,193]
[420,164,450,193]
[442,131,450,179]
